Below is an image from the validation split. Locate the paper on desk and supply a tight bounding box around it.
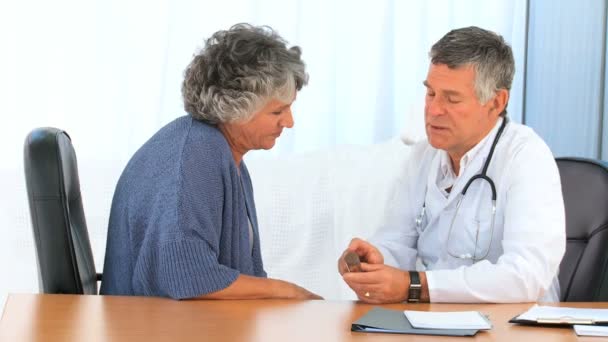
[517,305,608,323]
[574,325,608,336]
[403,310,492,330]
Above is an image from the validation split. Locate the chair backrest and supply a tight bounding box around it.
[23,127,98,295]
[557,157,608,301]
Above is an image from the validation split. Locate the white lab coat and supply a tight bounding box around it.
[371,118,566,303]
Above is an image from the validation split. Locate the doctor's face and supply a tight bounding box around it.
[423,63,502,160]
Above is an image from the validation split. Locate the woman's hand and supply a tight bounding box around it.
[197,275,323,300]
[280,281,323,300]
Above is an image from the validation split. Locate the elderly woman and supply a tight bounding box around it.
[100,24,321,300]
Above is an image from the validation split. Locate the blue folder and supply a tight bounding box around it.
[351,307,480,336]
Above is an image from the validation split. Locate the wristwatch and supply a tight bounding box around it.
[407,271,421,302]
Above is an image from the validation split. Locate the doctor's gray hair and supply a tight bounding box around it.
[182,23,308,124]
[429,26,514,116]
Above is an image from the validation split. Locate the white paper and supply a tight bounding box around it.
[517,305,608,323]
[404,310,492,330]
[574,325,608,336]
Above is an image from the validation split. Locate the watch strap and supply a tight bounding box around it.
[408,271,421,303]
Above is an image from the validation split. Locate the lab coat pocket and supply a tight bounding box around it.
[444,208,493,260]
[468,216,494,260]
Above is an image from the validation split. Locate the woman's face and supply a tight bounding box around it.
[225,97,296,151]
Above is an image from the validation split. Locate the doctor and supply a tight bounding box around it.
[338,26,565,303]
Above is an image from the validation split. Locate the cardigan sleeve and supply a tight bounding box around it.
[133,238,240,299]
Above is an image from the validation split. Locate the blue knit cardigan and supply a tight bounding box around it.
[100,116,266,299]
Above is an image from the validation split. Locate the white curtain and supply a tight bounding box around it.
[0,0,526,302]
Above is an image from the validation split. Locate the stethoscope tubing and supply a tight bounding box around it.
[420,117,508,261]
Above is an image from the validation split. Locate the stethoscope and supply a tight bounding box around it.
[415,117,508,261]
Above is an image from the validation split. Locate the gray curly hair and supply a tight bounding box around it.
[430,26,514,116]
[182,23,308,124]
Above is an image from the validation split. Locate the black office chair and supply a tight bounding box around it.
[557,157,608,301]
[23,127,101,295]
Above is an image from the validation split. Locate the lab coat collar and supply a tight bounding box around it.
[438,117,505,179]
[429,117,506,209]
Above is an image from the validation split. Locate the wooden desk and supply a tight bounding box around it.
[1,294,606,341]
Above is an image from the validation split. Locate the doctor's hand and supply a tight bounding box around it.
[342,263,410,304]
[337,238,384,275]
